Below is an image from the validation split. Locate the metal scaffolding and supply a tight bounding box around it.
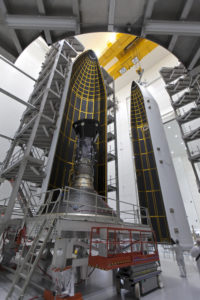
[160,64,200,192]
[0,37,84,227]
[101,68,120,217]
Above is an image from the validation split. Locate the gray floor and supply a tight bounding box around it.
[0,251,199,300]
[80,252,200,300]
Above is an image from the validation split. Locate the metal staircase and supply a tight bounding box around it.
[101,68,120,216]
[160,64,200,192]
[0,37,84,223]
[6,218,57,300]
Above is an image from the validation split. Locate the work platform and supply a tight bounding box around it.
[0,186,151,299]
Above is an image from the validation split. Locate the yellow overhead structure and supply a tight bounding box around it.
[99,33,136,67]
[99,34,158,80]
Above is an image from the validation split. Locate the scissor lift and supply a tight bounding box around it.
[89,226,162,299]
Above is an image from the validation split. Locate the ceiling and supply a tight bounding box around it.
[0,0,200,74]
[98,33,158,80]
[76,32,175,91]
[77,32,159,80]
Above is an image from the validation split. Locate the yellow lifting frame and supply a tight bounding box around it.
[99,34,158,80]
[99,33,137,67]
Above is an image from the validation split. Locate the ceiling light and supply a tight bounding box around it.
[181,142,184,145]
[167,126,171,129]
[109,32,117,44]
[119,67,127,74]
[132,56,139,64]
[174,134,178,138]
[171,151,174,154]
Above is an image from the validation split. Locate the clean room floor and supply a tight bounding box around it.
[80,249,200,300]
[0,249,199,300]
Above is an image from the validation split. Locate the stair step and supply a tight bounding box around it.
[107,99,115,109]
[14,284,22,291]
[107,152,116,162]
[107,114,115,124]
[172,88,199,108]
[25,262,33,267]
[177,106,200,123]
[19,272,27,279]
[160,64,186,84]
[166,77,191,96]
[107,132,115,142]
[183,126,200,141]
[107,185,117,192]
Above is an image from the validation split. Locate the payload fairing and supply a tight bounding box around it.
[131,81,192,247]
[49,50,107,198]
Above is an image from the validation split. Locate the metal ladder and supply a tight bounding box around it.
[0,37,84,223]
[6,217,57,300]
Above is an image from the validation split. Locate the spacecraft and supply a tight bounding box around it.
[59,118,113,217]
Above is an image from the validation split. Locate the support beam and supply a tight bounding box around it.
[42,125,50,138]
[0,87,37,110]
[141,0,157,37]
[30,166,40,176]
[10,30,23,53]
[0,46,15,62]
[168,35,178,52]
[188,47,200,70]
[72,0,80,34]
[0,0,22,54]
[168,0,193,51]
[189,64,200,77]
[4,15,77,31]
[0,134,13,141]
[179,0,194,19]
[36,0,52,45]
[0,55,36,81]
[143,20,200,36]
[144,0,157,19]
[108,0,115,32]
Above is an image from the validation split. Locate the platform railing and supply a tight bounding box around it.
[0,186,151,226]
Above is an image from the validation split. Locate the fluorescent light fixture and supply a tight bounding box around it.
[119,67,127,74]
[167,126,171,129]
[132,56,139,64]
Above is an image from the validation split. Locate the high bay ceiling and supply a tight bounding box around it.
[0,0,200,73]
[98,33,158,79]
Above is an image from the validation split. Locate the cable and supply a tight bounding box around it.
[87,267,95,278]
[37,263,52,280]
